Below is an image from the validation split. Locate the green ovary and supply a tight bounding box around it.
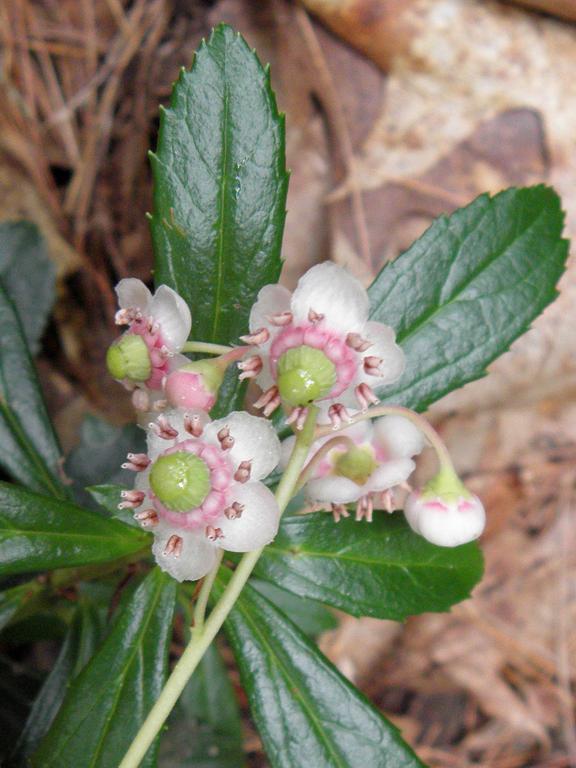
[149,452,211,512]
[334,446,377,486]
[277,345,336,407]
[106,334,151,382]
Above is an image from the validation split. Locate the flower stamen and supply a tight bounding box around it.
[134,508,159,527]
[224,501,245,520]
[234,460,252,483]
[328,403,351,429]
[240,327,270,345]
[184,413,204,437]
[346,332,372,352]
[118,489,145,509]
[363,356,383,376]
[268,311,293,326]
[355,494,374,522]
[238,354,263,381]
[122,453,151,471]
[355,383,379,410]
[163,534,183,557]
[217,426,235,451]
[205,525,224,541]
[149,415,179,440]
[253,385,281,416]
[331,503,349,523]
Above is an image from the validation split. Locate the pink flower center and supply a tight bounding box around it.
[149,439,233,530]
[128,317,169,390]
[269,323,358,400]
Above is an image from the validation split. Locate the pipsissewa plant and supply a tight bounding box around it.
[0,24,568,768]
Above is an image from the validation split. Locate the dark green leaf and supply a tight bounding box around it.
[65,415,145,488]
[150,24,288,346]
[0,283,67,498]
[210,367,246,420]
[32,569,177,768]
[251,579,338,636]
[369,185,569,411]
[0,481,148,577]
[0,221,56,352]
[86,484,141,528]
[161,643,245,768]
[15,602,105,759]
[216,573,424,768]
[0,581,43,633]
[254,514,483,620]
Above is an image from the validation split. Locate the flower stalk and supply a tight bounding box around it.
[119,407,319,768]
[316,403,456,476]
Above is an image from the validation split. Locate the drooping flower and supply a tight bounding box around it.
[283,415,424,521]
[106,279,191,404]
[163,348,248,412]
[404,470,486,547]
[240,262,405,426]
[121,410,281,581]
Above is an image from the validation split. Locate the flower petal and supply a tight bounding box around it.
[358,321,405,387]
[152,522,218,581]
[205,412,280,481]
[306,475,361,504]
[404,493,486,547]
[366,458,415,492]
[249,284,292,339]
[216,482,280,552]
[291,262,369,333]
[116,278,152,313]
[373,416,425,459]
[150,285,192,351]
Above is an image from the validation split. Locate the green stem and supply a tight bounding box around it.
[119,407,319,768]
[192,549,223,635]
[316,404,456,475]
[182,341,234,355]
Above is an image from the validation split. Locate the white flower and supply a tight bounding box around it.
[241,262,405,425]
[404,491,486,547]
[107,279,192,395]
[121,409,281,581]
[283,415,424,521]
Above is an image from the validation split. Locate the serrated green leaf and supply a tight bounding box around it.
[215,573,424,768]
[161,643,245,768]
[0,482,148,577]
[150,23,288,349]
[0,221,56,352]
[15,602,105,760]
[251,579,338,636]
[254,514,483,620]
[32,569,177,768]
[0,283,67,498]
[369,185,569,411]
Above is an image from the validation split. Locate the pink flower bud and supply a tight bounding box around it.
[404,490,485,547]
[164,368,217,411]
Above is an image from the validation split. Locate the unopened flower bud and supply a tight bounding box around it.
[164,359,226,411]
[404,468,485,547]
